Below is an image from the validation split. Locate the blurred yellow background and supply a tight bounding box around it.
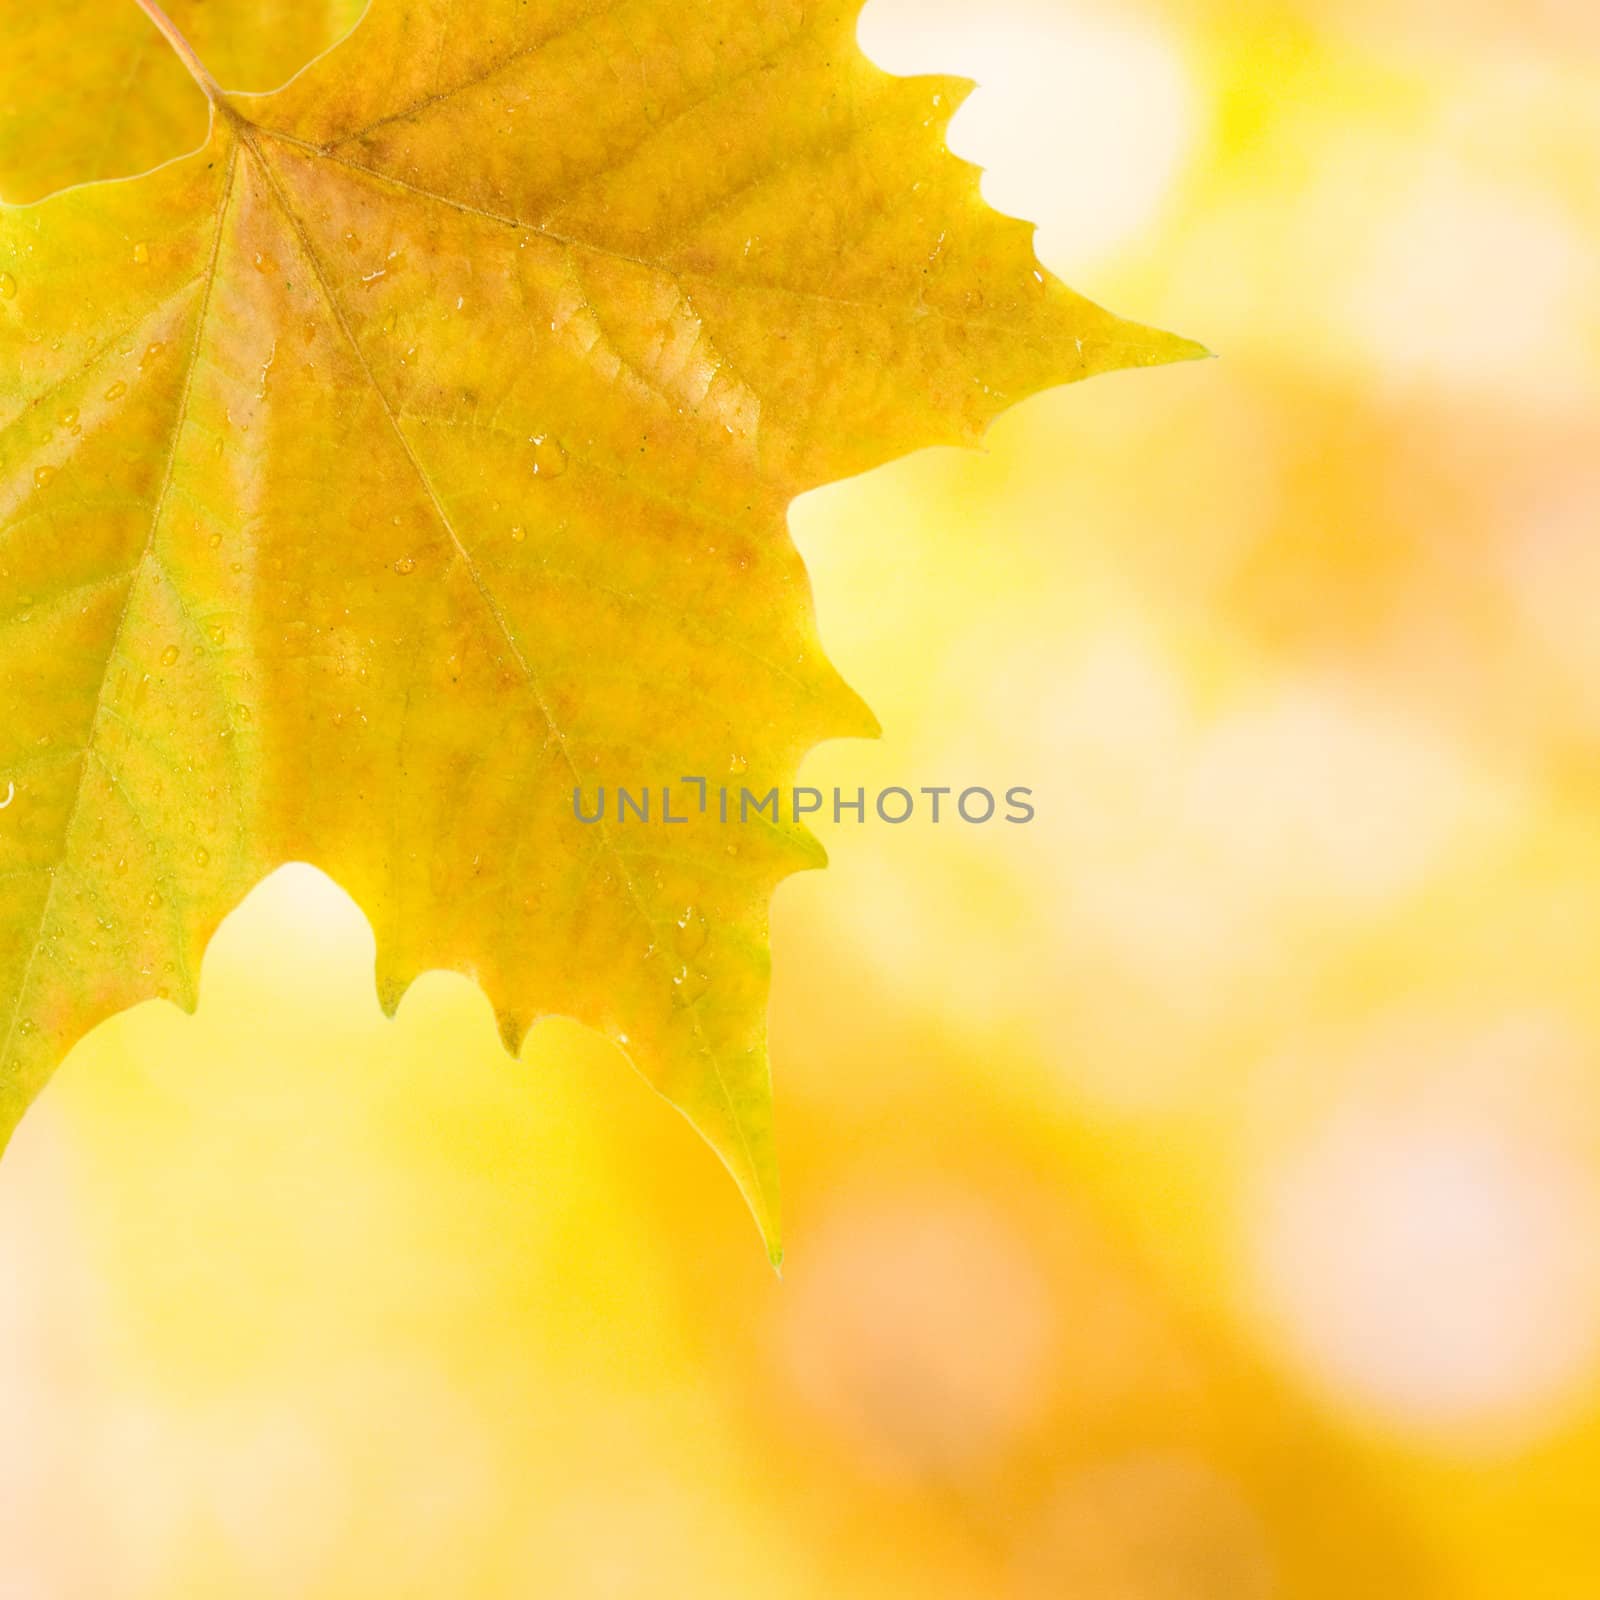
[4,0,1600,1594]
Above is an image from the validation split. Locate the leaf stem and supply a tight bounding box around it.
[132,0,226,105]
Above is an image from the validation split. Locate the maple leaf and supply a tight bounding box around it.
[0,0,1203,1258]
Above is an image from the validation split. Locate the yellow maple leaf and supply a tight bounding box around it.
[0,0,1203,1258]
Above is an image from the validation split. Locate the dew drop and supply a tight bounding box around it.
[530,434,568,479]
[728,754,748,776]
[104,380,127,401]
[193,847,210,868]
[509,524,526,543]
[160,645,179,667]
[234,703,253,726]
[393,556,416,575]
[60,408,78,431]
[207,623,225,645]
[252,251,277,275]
[113,857,128,876]
[145,890,163,910]
[141,342,165,367]
[0,272,16,299]
[132,242,149,265]
[671,966,710,1005]
[674,905,708,958]
[33,465,56,489]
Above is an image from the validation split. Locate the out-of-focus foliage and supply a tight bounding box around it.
[3,0,1599,1595]
[0,0,1194,1259]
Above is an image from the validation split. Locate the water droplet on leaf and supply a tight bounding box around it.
[674,905,708,957]
[530,434,568,478]
[671,966,711,1005]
